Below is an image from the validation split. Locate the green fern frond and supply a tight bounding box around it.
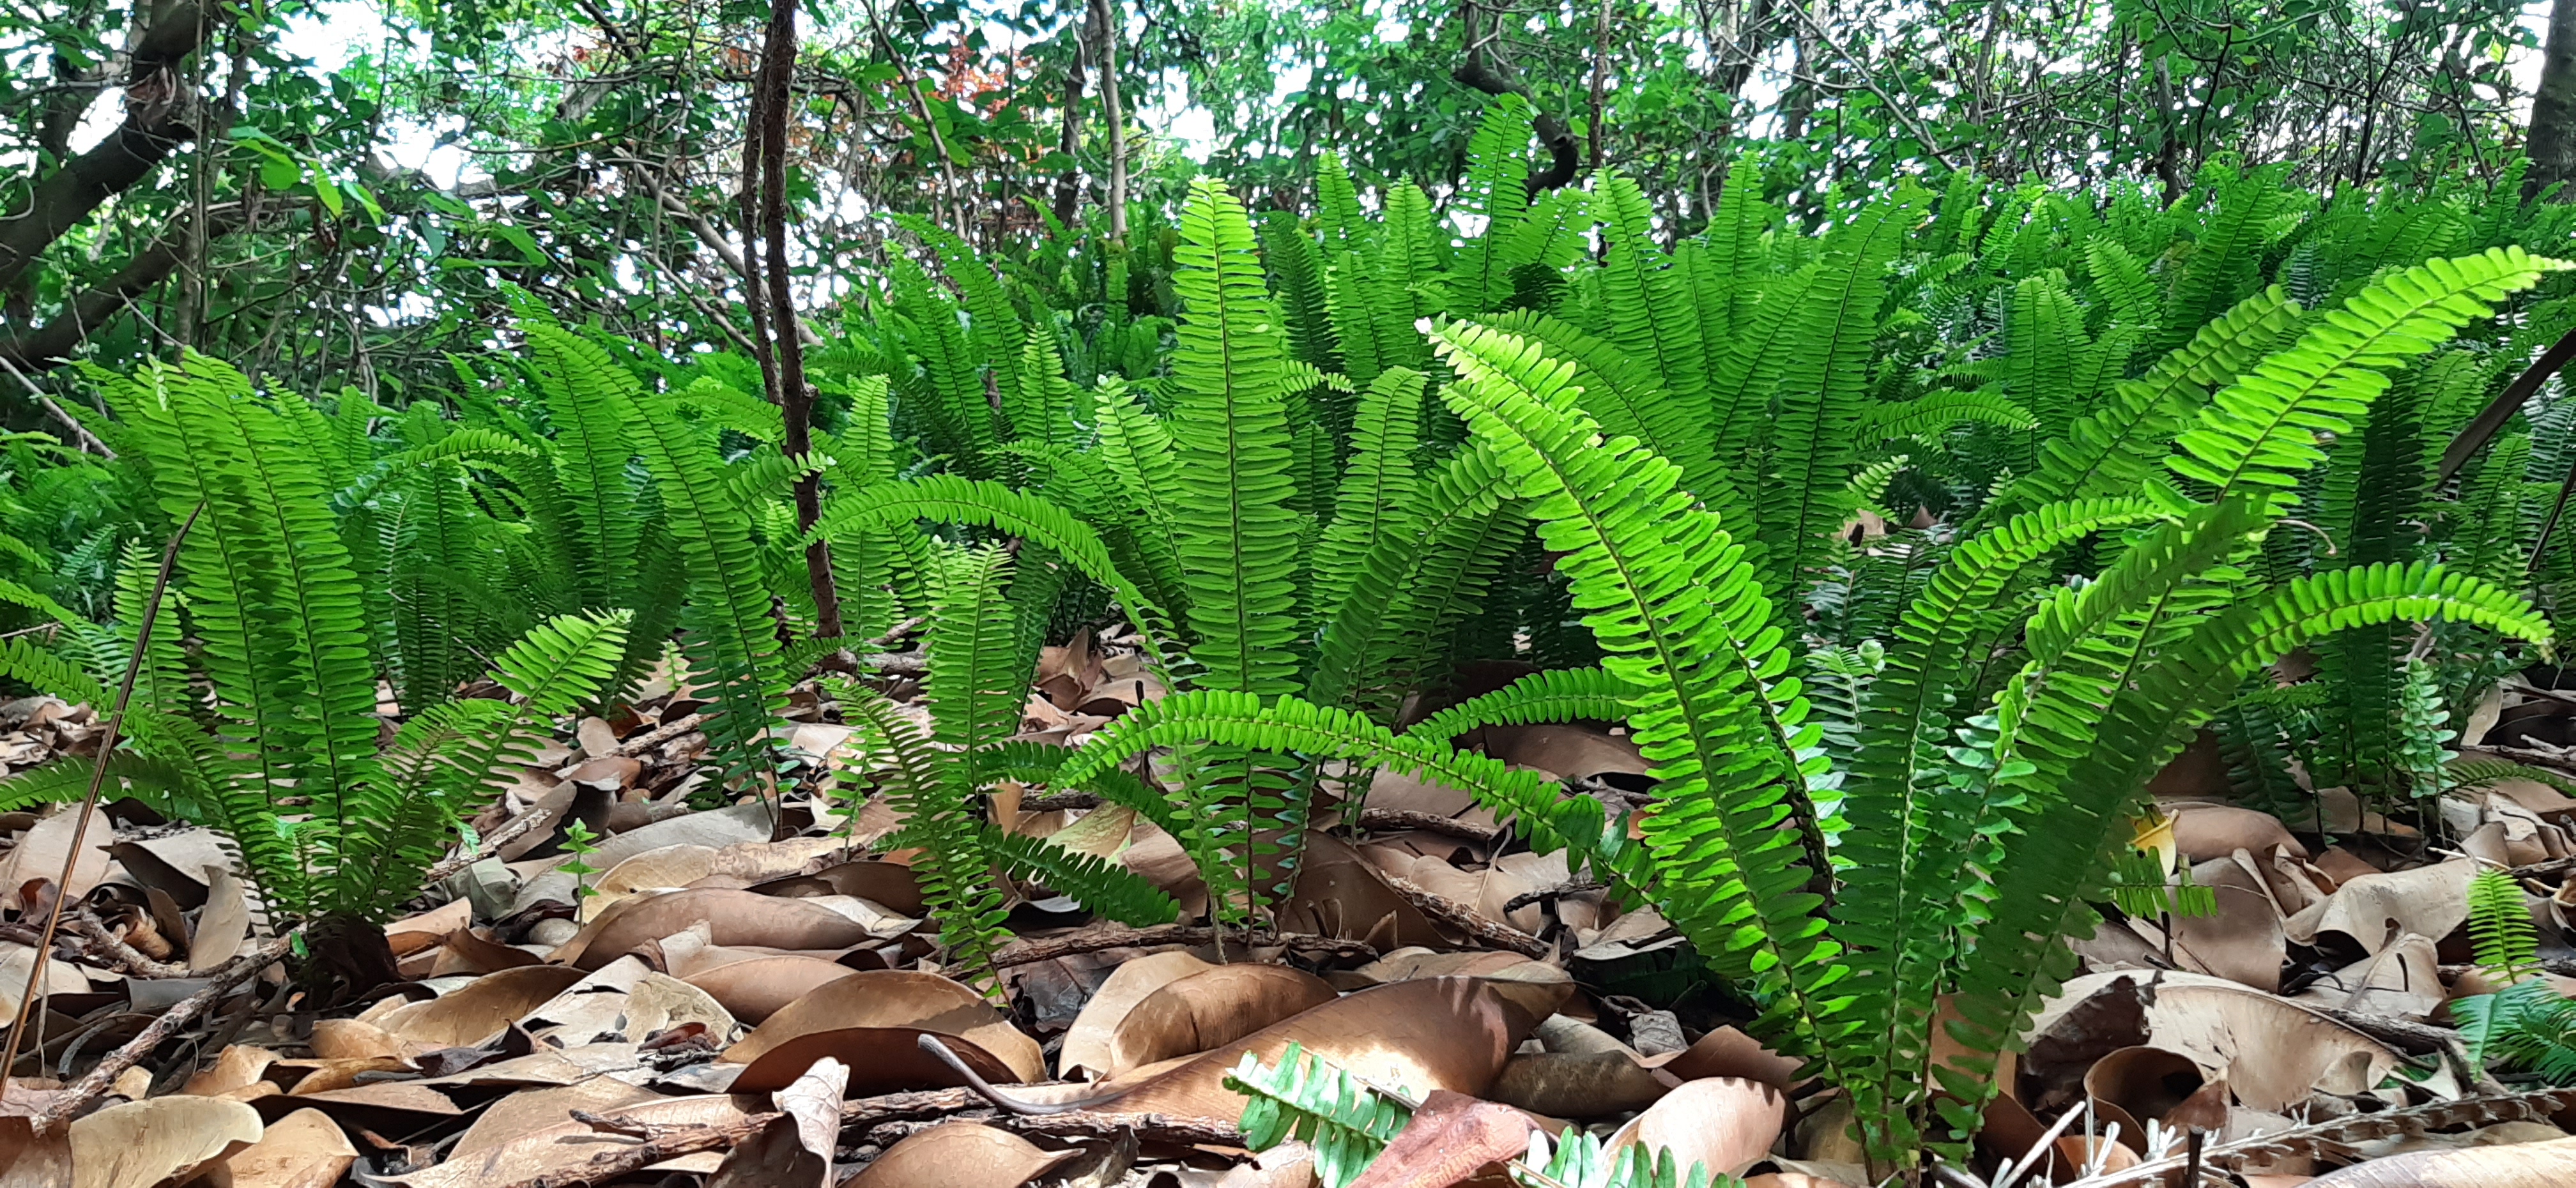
[631,397,790,790]
[1427,319,1840,1058]
[1310,367,1425,621]
[1227,1041,1414,1188]
[841,687,1009,984]
[521,324,645,610]
[980,825,1179,925]
[807,474,1177,676]
[1404,667,1639,742]
[1978,287,2301,526]
[2170,248,2563,506]
[1758,188,1924,603]
[1867,391,2039,438]
[1054,690,1600,860]
[2469,867,2542,980]
[1168,179,1306,697]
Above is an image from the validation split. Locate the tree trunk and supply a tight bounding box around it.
[1053,29,1087,230]
[1091,0,1128,245]
[754,0,841,637]
[2530,0,2576,199]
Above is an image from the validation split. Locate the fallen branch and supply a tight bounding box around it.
[1384,877,1550,959]
[33,931,296,1130]
[66,913,188,979]
[516,1087,981,1187]
[1006,1110,1245,1147]
[1356,809,1501,844]
[992,925,1379,968]
[2055,1085,2576,1186]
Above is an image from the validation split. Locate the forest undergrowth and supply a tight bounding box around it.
[14,82,2576,1188]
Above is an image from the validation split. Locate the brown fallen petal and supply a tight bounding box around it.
[2084,1046,2205,1127]
[1099,977,1535,1124]
[1059,950,1215,1079]
[723,970,1043,1086]
[210,1108,356,1188]
[1107,964,1339,1076]
[1605,1078,1788,1180]
[374,965,587,1048]
[555,888,882,970]
[684,955,864,1024]
[1489,1051,1673,1118]
[2286,860,2474,956]
[431,925,542,976]
[843,1122,1078,1188]
[2307,1134,2576,1186]
[1349,1090,1538,1188]
[66,1094,263,1188]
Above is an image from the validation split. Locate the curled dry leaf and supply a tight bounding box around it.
[1349,1090,1540,1188]
[2286,860,2474,956]
[710,1056,848,1188]
[1489,1050,1673,1118]
[721,970,1044,1093]
[1059,950,1214,1078]
[1094,977,1534,1123]
[2084,1046,2205,1128]
[553,887,882,970]
[841,1122,1078,1188]
[190,865,250,972]
[2165,804,2308,864]
[2306,1134,2576,1186]
[445,1078,662,1160]
[2032,971,2401,1113]
[430,925,542,975]
[374,964,586,1048]
[0,1115,69,1188]
[385,900,472,958]
[210,1108,357,1188]
[1604,1078,1788,1180]
[66,1093,263,1188]
[1106,963,1339,1076]
[1641,1026,1805,1088]
[391,1094,753,1188]
[0,806,112,910]
[583,844,719,918]
[308,1019,411,1062]
[2169,855,2288,993]
[683,954,864,1024]
[181,1044,279,1096]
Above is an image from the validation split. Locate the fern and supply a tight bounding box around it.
[2468,867,2541,981]
[1427,320,1841,1056]
[1228,1042,1414,1188]
[2169,248,2564,507]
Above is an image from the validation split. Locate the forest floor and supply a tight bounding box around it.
[1,630,2574,1188]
